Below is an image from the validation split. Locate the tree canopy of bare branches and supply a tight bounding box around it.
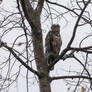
[0,0,92,92]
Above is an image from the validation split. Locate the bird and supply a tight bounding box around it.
[45,24,62,70]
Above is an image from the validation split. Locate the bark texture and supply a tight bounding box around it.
[20,0,51,92]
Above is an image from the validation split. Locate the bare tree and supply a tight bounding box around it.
[0,0,92,92]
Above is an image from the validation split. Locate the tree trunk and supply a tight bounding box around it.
[32,26,51,92]
[20,0,51,91]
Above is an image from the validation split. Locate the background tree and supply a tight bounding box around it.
[0,0,92,92]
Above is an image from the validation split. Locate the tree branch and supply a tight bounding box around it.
[20,0,42,34]
[67,0,91,47]
[51,75,92,82]
[46,0,91,25]
[36,0,44,16]
[70,47,92,54]
[20,0,36,29]
[49,48,69,70]
[49,45,92,70]
[0,42,40,77]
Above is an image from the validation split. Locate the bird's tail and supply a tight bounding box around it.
[47,53,55,70]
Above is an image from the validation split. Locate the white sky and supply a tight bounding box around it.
[0,0,92,92]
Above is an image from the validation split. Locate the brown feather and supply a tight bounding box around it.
[45,24,62,70]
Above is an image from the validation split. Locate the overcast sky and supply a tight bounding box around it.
[0,0,92,92]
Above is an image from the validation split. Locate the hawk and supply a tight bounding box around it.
[45,24,62,70]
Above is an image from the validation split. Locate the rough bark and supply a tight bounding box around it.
[20,0,51,92]
[32,31,51,92]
